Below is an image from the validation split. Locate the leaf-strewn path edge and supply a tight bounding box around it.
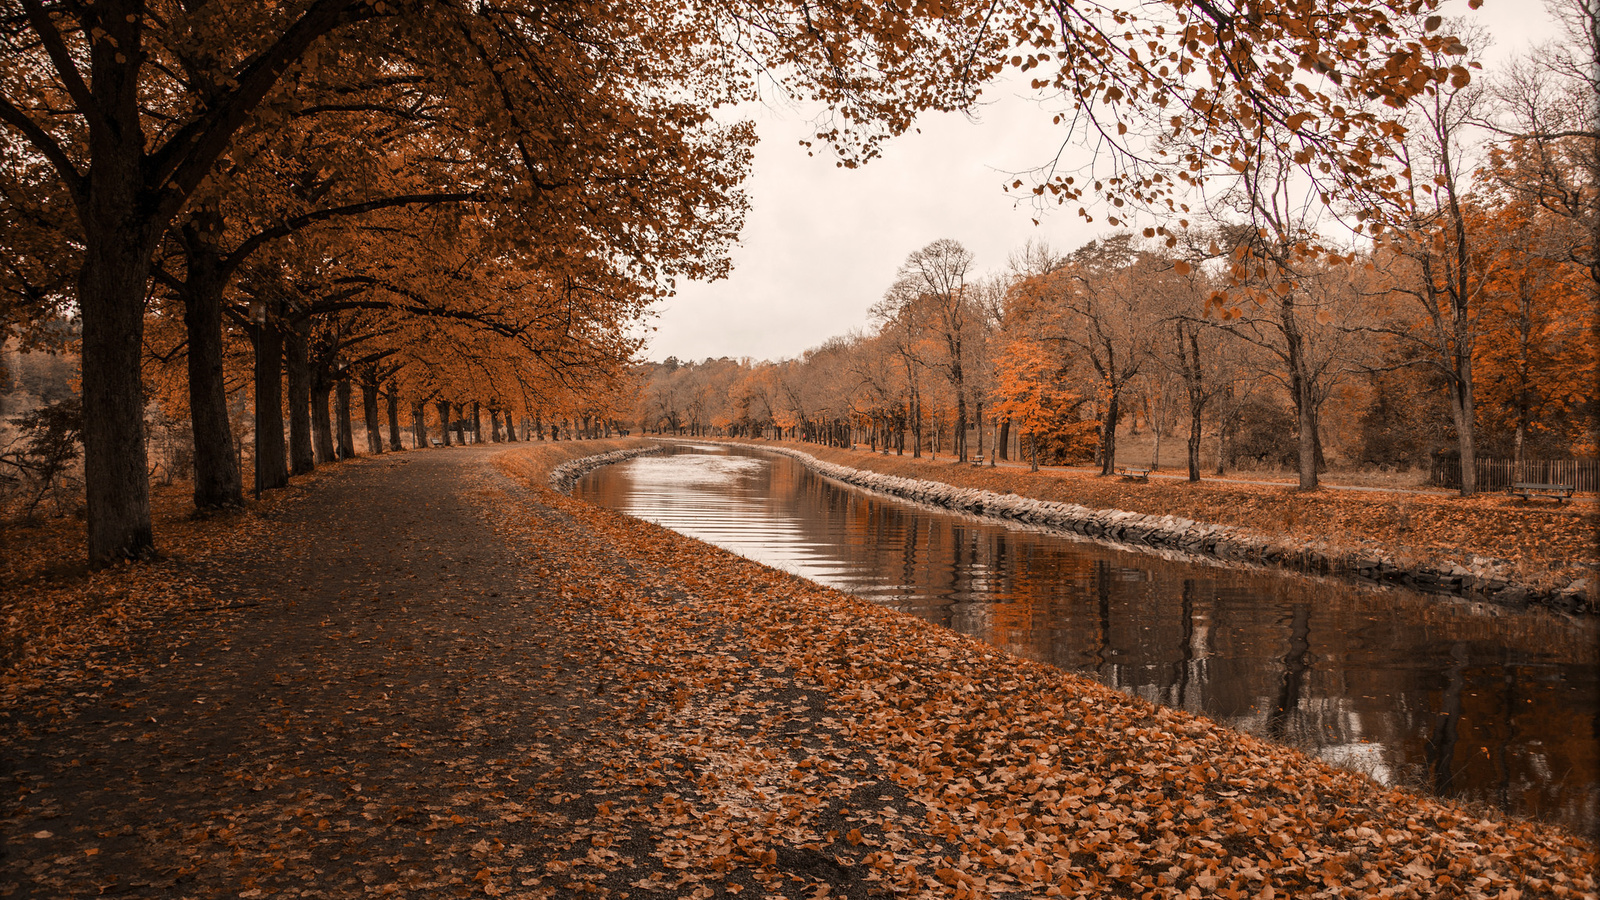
[692,439,1597,615]
[2,440,1594,900]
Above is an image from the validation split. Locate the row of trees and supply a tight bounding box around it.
[630,1,1593,490]
[638,202,1591,491]
[0,0,1537,559]
[632,5,1596,495]
[0,0,1005,561]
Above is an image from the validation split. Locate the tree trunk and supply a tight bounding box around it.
[361,375,383,454]
[180,262,243,508]
[1099,391,1121,476]
[955,388,968,462]
[975,399,984,462]
[78,222,159,561]
[1294,383,1319,491]
[1449,366,1477,496]
[385,382,403,451]
[998,418,1010,461]
[911,394,922,459]
[1281,298,1319,491]
[1152,415,1162,470]
[1177,326,1205,483]
[1312,419,1327,475]
[1214,385,1234,476]
[77,65,160,563]
[453,403,466,445]
[506,414,519,441]
[471,401,483,444]
[253,321,288,491]
[412,402,429,449]
[335,374,356,460]
[286,319,315,475]
[436,401,453,446]
[311,373,337,465]
[1186,398,1204,483]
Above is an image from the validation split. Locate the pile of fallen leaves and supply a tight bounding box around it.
[0,484,224,695]
[494,443,1597,898]
[724,440,1597,598]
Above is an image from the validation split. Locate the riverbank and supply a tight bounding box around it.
[3,440,1595,898]
[698,438,1598,615]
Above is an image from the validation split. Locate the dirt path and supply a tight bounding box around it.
[4,442,1594,899]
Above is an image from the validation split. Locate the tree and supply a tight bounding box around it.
[1361,25,1491,494]
[990,339,1094,471]
[870,298,930,457]
[1,0,997,564]
[1016,235,1166,476]
[1154,236,1246,482]
[1484,0,1598,287]
[999,0,1476,254]
[1200,161,1374,491]
[1470,191,1596,458]
[874,240,979,461]
[0,396,81,519]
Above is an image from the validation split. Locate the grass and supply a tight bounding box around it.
[722,437,1599,603]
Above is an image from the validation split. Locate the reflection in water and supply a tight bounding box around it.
[575,444,1600,837]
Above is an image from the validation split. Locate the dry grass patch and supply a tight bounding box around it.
[728,440,1598,596]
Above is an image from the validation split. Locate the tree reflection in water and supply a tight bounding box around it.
[576,444,1600,838]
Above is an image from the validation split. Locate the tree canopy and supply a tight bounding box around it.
[0,0,1532,557]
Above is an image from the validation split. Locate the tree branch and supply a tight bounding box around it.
[148,0,373,218]
[0,96,87,211]
[222,191,484,276]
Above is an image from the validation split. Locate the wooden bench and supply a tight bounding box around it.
[1508,482,1575,504]
[1115,466,1150,482]
[969,454,985,466]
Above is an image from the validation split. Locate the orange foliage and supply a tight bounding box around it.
[1470,195,1598,457]
[991,339,1097,468]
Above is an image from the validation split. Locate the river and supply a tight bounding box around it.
[573,443,1599,838]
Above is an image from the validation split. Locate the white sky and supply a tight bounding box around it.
[645,0,1561,363]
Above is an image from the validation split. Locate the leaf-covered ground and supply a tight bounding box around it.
[728,440,1598,600]
[2,441,1595,899]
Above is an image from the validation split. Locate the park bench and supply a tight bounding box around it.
[970,454,985,466]
[1507,482,1575,504]
[1115,466,1150,483]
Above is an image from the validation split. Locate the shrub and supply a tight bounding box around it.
[1,397,83,519]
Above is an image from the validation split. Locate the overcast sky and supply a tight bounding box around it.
[644,1,1561,364]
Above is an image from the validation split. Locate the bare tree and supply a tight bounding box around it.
[1361,25,1492,493]
[1019,234,1166,476]
[874,240,979,461]
[1485,0,1599,286]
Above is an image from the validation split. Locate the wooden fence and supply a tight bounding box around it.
[1429,457,1599,492]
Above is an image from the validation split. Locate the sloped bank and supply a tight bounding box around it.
[696,441,1592,616]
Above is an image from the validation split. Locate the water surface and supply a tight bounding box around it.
[574,444,1599,837]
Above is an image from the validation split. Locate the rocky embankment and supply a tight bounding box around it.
[702,442,1592,615]
[548,444,671,491]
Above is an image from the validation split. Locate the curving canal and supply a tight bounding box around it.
[574,443,1599,838]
